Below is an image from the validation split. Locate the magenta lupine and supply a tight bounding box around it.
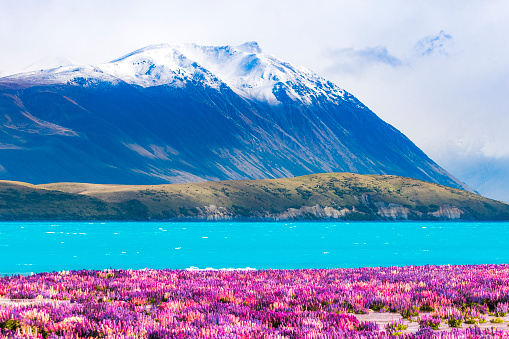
[1,265,509,338]
[418,314,441,330]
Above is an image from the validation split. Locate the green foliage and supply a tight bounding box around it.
[178,207,198,216]
[482,299,496,312]
[400,307,419,319]
[321,301,332,307]
[447,316,463,328]
[419,305,435,312]
[40,328,51,339]
[491,318,504,323]
[343,212,377,221]
[418,316,441,330]
[118,200,149,220]
[386,321,407,331]
[231,205,252,217]
[0,319,20,330]
[370,304,385,312]
[295,186,312,200]
[218,297,230,303]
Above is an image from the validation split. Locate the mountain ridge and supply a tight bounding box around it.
[0,42,470,191]
[3,42,352,106]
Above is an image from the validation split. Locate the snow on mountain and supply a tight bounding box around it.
[176,42,347,105]
[100,44,223,90]
[5,42,350,106]
[5,65,123,87]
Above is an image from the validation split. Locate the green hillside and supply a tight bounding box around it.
[5,172,502,221]
[0,180,147,220]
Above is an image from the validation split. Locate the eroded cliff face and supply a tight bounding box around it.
[374,202,411,219]
[189,204,350,221]
[374,202,464,220]
[195,205,235,221]
[276,205,350,219]
[430,205,463,219]
[177,203,464,221]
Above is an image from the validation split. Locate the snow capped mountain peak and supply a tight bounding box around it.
[174,42,348,105]
[98,43,223,89]
[235,41,262,54]
[3,42,350,106]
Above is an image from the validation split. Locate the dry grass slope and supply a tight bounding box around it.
[27,173,509,221]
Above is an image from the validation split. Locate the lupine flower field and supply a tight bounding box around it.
[2,265,509,338]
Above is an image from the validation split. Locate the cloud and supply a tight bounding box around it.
[322,24,509,200]
[326,46,402,75]
[325,31,452,75]
[414,30,453,56]
[339,46,402,66]
[435,151,509,203]
[23,56,75,72]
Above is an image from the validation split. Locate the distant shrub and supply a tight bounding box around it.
[295,186,313,200]
[464,318,476,324]
[354,306,370,314]
[490,317,504,323]
[401,307,419,320]
[369,303,385,312]
[419,305,435,312]
[385,319,407,332]
[343,212,377,221]
[356,321,379,331]
[447,315,463,328]
[418,315,441,330]
[0,319,20,331]
[495,302,508,317]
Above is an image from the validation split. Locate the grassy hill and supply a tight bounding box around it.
[1,172,507,221]
[0,180,152,220]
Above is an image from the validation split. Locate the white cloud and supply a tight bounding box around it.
[324,30,454,75]
[23,56,75,72]
[325,46,402,75]
[414,30,453,56]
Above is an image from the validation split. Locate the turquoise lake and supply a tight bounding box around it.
[1,221,508,275]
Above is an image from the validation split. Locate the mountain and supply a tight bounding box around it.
[1,173,507,221]
[0,42,469,190]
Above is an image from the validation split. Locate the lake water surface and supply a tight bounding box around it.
[1,221,508,274]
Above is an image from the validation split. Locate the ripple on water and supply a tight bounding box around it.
[0,221,509,274]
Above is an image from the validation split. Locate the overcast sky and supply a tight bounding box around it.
[1,0,508,200]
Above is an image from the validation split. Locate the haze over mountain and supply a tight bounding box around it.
[0,42,469,191]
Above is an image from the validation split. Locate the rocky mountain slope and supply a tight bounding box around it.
[1,173,506,221]
[0,42,469,190]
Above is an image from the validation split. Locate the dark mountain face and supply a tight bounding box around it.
[0,43,469,191]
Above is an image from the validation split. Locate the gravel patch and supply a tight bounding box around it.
[0,298,70,306]
[355,311,509,333]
